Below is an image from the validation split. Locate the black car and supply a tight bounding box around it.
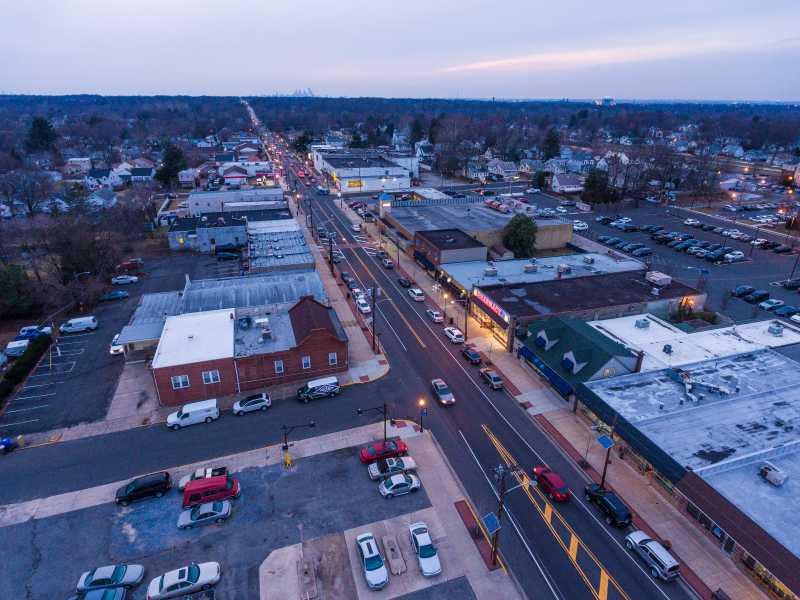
[743,290,770,304]
[216,252,240,261]
[666,240,682,248]
[597,235,612,243]
[584,483,632,527]
[701,224,716,231]
[774,245,792,254]
[712,227,725,234]
[461,347,482,365]
[115,472,171,506]
[705,250,726,262]
[397,277,411,288]
[762,241,780,250]
[732,285,755,297]
[783,278,800,291]
[595,216,613,224]
[341,271,354,283]
[632,247,653,257]
[707,243,723,252]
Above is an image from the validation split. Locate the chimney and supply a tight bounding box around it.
[634,350,645,373]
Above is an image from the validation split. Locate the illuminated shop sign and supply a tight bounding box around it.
[472,288,510,324]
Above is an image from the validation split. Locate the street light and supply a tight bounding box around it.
[442,292,449,321]
[356,402,390,443]
[417,398,426,432]
[281,420,316,451]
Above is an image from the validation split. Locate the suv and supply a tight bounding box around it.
[115,472,172,506]
[355,533,389,590]
[480,368,504,390]
[233,392,271,415]
[584,483,632,527]
[624,530,680,581]
[461,347,482,365]
[381,257,394,269]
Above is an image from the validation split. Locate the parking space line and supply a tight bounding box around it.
[59,332,95,338]
[0,419,39,427]
[5,405,49,413]
[53,349,84,356]
[15,392,56,400]
[21,382,55,389]
[53,340,86,346]
[28,373,53,378]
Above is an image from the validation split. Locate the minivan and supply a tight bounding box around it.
[297,376,340,403]
[167,399,220,430]
[59,316,98,334]
[624,530,680,581]
[115,472,172,506]
[182,475,240,508]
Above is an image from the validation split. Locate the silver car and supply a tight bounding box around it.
[146,562,221,599]
[232,392,271,416]
[77,564,145,593]
[177,500,232,530]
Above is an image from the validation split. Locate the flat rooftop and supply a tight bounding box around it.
[170,209,292,232]
[586,349,800,561]
[477,270,696,319]
[442,253,643,290]
[325,155,402,169]
[152,309,235,369]
[234,307,295,357]
[416,229,485,251]
[247,229,313,271]
[590,315,800,370]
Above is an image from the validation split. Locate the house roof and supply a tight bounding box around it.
[130,167,153,176]
[289,296,347,346]
[87,168,110,179]
[554,173,583,186]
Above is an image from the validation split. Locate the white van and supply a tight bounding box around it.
[167,399,220,430]
[59,316,98,334]
[297,376,340,403]
[5,339,30,358]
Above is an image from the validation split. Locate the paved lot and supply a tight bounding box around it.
[0,446,432,600]
[396,576,477,600]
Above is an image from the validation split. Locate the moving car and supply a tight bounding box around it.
[77,564,145,593]
[624,530,680,581]
[480,368,504,390]
[233,392,271,415]
[178,466,228,491]
[431,378,455,405]
[111,275,139,285]
[397,277,411,288]
[443,326,464,344]
[109,333,124,355]
[461,347,482,365]
[426,309,443,323]
[351,223,361,232]
[584,483,632,527]
[177,500,232,530]
[379,473,421,498]
[146,562,221,599]
[355,533,389,590]
[367,456,417,481]
[532,466,570,502]
[115,472,171,506]
[100,290,129,302]
[359,439,408,463]
[182,475,240,508]
[408,288,425,301]
[409,522,442,577]
[381,257,394,269]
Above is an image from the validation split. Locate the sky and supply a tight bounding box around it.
[2,0,799,101]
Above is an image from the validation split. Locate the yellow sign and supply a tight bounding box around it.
[283,451,293,469]
[347,179,363,188]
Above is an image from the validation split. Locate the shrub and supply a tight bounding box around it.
[3,335,52,386]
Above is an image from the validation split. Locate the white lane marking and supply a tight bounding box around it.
[459,430,564,600]
[5,405,49,413]
[0,419,39,427]
[14,392,56,400]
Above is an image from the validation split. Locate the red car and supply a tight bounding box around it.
[359,439,408,464]
[533,466,570,502]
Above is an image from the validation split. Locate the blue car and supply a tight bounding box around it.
[775,305,800,318]
[99,290,130,302]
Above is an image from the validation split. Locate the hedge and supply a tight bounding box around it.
[0,335,52,404]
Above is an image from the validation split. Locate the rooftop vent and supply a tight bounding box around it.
[663,344,672,354]
[768,322,784,337]
[635,318,650,329]
[484,266,498,277]
[759,462,788,487]
[556,264,571,274]
[523,263,538,273]
[583,256,595,264]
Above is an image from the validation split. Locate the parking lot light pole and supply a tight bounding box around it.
[281,420,316,451]
[442,292,449,321]
[356,403,390,443]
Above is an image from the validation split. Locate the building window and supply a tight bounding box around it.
[328,352,338,366]
[171,375,190,389]
[302,356,311,369]
[202,370,220,385]
[274,360,284,375]
[602,367,616,378]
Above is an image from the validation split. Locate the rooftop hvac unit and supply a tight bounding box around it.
[556,264,571,274]
[523,263,538,273]
[484,266,498,277]
[583,256,595,264]
[759,462,788,487]
[635,318,650,329]
[768,322,784,337]
[663,344,672,354]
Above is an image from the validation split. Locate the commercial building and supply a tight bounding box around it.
[153,296,348,406]
[245,219,314,273]
[413,229,488,268]
[312,151,411,193]
[583,350,800,599]
[168,208,293,252]
[187,188,285,216]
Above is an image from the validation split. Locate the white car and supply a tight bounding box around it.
[426,309,443,323]
[19,325,53,337]
[683,218,700,226]
[111,275,139,285]
[525,187,541,194]
[408,288,425,301]
[443,327,464,344]
[351,223,362,232]
[146,562,221,599]
[751,238,769,247]
[232,392,271,415]
[759,299,785,311]
[573,220,588,232]
[724,251,745,262]
[355,533,389,590]
[109,334,124,355]
[367,456,417,480]
[356,297,372,314]
[409,522,442,577]
[555,206,567,214]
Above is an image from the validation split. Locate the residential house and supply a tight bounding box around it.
[721,144,745,159]
[62,157,92,178]
[551,173,584,194]
[235,142,261,158]
[567,151,595,174]
[84,168,123,190]
[464,160,489,182]
[543,158,568,174]
[131,157,156,169]
[179,168,198,189]
[487,158,518,179]
[415,140,435,160]
[86,189,118,209]
[518,159,543,175]
[222,165,248,187]
[130,167,156,183]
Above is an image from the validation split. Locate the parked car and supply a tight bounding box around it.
[409,522,442,577]
[381,258,394,269]
[109,334,124,355]
[573,220,588,232]
[732,285,755,298]
[111,275,139,285]
[77,564,145,593]
[533,466,570,502]
[461,347,482,365]
[782,278,800,290]
[683,218,700,226]
[443,326,464,344]
[233,392,271,415]
[584,483,632,527]
[480,368,504,390]
[426,309,443,323]
[631,247,653,257]
[355,533,389,590]
[431,378,455,405]
[397,277,411,288]
[18,325,53,338]
[81,588,127,600]
[368,456,417,480]
[724,251,745,262]
[408,288,425,301]
[743,290,770,304]
[621,242,644,252]
[182,475,240,508]
[360,439,408,463]
[356,297,372,314]
[100,290,129,302]
[115,472,171,506]
[624,530,680,581]
[774,305,800,318]
[297,376,340,402]
[177,500,232,530]
[146,562,221,599]
[774,245,792,254]
[166,399,219,430]
[379,473,421,498]
[178,466,229,491]
[759,299,785,311]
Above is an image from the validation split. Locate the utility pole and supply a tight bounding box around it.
[371,283,378,353]
[491,464,522,566]
[328,235,334,275]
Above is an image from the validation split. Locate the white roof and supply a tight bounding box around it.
[246,219,300,235]
[152,309,235,369]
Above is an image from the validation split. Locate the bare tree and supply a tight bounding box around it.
[0,170,54,214]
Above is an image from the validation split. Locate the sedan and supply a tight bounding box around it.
[368,456,417,480]
[573,220,588,232]
[532,466,570,502]
[111,275,139,285]
[146,562,221,600]
[177,500,232,530]
[356,533,389,590]
[461,347,482,365]
[397,277,411,288]
[732,285,755,297]
[743,290,770,304]
[774,305,800,318]
[426,309,443,323]
[232,392,271,415]
[110,334,124,355]
[77,564,145,593]
[99,290,129,302]
[356,297,372,314]
[759,299,785,311]
[379,473,421,498]
[409,522,442,576]
[431,378,455,405]
[480,368,504,390]
[443,326,464,344]
[683,218,700,226]
[359,439,408,463]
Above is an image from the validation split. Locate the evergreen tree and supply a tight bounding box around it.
[542,128,561,159]
[155,144,187,188]
[25,117,58,153]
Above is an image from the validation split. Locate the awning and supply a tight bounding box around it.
[518,346,574,398]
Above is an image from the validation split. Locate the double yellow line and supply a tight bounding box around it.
[482,425,630,600]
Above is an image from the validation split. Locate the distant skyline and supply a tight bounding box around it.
[2,0,799,101]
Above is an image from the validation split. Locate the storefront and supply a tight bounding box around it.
[469,287,513,350]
